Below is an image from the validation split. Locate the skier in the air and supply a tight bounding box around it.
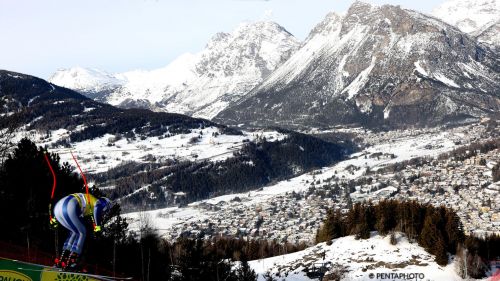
[51,193,112,270]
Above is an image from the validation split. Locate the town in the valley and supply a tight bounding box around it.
[128,120,500,244]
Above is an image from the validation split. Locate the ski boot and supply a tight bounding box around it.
[64,252,81,272]
[54,250,70,269]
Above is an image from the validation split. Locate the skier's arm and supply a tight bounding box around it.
[93,203,104,232]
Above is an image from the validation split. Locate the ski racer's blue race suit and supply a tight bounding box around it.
[53,193,111,255]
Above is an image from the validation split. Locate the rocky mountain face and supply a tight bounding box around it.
[215,2,500,129]
[49,21,300,119]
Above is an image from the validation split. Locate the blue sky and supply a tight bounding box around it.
[0,0,445,79]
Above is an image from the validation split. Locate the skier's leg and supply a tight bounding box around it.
[67,226,86,270]
[53,196,77,266]
[70,222,86,255]
[60,198,86,270]
[54,196,77,249]
[63,198,87,255]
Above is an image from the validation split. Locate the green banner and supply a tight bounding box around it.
[0,257,104,281]
[0,258,40,281]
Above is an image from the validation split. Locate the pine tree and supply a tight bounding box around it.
[235,256,257,281]
[378,200,399,234]
[467,253,488,278]
[419,208,449,265]
[0,138,84,249]
[444,209,464,254]
[390,231,397,245]
[365,201,376,231]
[347,203,360,235]
[316,209,343,243]
[174,238,203,281]
[358,214,371,240]
[454,244,467,279]
[434,235,448,266]
[354,205,370,240]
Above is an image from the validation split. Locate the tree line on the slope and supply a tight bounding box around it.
[92,131,347,210]
[86,226,306,281]
[316,200,500,278]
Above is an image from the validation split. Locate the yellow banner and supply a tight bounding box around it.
[0,269,33,281]
[41,270,102,281]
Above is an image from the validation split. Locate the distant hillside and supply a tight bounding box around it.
[95,130,348,210]
[0,70,239,141]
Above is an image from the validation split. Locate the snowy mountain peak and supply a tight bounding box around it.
[235,20,292,34]
[432,0,500,33]
[206,21,291,49]
[196,20,299,79]
[49,67,124,94]
[206,32,231,48]
[216,1,500,128]
[49,20,300,119]
[305,12,343,42]
[349,0,375,12]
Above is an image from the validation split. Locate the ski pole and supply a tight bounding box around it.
[44,152,58,227]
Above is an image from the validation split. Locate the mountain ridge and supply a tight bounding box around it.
[215,2,500,129]
[49,20,300,119]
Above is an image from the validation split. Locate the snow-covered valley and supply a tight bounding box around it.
[121,122,499,242]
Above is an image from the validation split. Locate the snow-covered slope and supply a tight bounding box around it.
[472,19,500,47]
[216,1,500,128]
[104,53,198,106]
[34,128,283,174]
[49,21,300,119]
[432,0,500,33]
[249,233,462,281]
[49,67,126,100]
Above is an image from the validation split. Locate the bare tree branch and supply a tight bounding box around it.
[0,115,20,166]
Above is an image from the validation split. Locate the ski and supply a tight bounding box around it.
[16,266,134,280]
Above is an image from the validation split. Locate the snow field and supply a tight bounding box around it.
[249,232,462,281]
